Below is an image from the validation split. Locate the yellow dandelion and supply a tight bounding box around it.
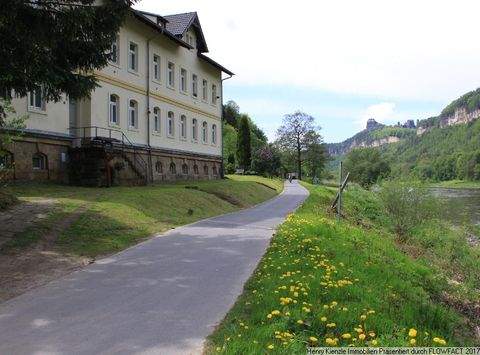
[408,328,417,337]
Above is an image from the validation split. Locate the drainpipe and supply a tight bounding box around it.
[220,73,233,178]
[146,37,154,183]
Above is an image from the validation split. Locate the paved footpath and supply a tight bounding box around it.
[0,181,308,355]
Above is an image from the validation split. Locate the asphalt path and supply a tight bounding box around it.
[0,180,308,355]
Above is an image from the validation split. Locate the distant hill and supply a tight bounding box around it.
[327,119,416,156]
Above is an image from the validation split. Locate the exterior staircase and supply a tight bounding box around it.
[68,126,149,187]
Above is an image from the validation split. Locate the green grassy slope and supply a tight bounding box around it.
[3,176,283,257]
[206,183,478,353]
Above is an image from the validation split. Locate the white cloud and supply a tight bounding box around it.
[135,0,480,102]
[358,102,396,128]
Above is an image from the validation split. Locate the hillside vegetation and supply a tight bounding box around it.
[206,183,479,353]
[382,119,480,181]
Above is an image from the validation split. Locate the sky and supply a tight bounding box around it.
[135,0,480,143]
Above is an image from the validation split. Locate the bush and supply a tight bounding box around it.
[344,147,390,187]
[0,190,17,210]
[378,180,439,239]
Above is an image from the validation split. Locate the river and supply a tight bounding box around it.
[429,187,480,227]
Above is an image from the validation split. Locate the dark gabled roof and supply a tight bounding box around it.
[164,12,208,53]
[198,53,234,76]
[131,10,192,50]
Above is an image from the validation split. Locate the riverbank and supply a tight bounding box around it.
[430,180,480,189]
[206,183,479,353]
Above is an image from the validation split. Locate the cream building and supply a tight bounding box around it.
[5,9,233,185]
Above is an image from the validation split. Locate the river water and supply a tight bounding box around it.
[429,188,480,227]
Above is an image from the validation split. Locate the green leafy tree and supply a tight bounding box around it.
[236,114,252,170]
[344,147,390,187]
[1,0,135,106]
[251,144,281,177]
[304,131,328,179]
[275,111,320,180]
[223,100,240,128]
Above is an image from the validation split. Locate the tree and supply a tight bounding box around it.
[223,100,240,128]
[251,144,281,177]
[344,148,390,187]
[0,0,135,107]
[304,131,328,179]
[236,115,252,170]
[275,111,320,180]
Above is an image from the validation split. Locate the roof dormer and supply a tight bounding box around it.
[163,12,208,53]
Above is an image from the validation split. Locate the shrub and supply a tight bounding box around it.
[378,180,439,239]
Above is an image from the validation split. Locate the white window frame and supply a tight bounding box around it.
[167,62,175,88]
[192,118,198,142]
[128,41,138,72]
[180,115,187,140]
[167,111,175,137]
[109,94,119,125]
[128,99,138,129]
[211,84,217,105]
[32,153,47,170]
[153,107,161,133]
[28,88,46,112]
[202,121,208,143]
[192,74,198,98]
[180,68,187,93]
[211,124,217,145]
[202,79,208,102]
[153,54,160,82]
[110,35,120,65]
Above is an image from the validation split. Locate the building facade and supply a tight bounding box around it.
[3,9,233,186]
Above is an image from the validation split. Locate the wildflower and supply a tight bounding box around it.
[433,337,446,345]
[408,328,417,337]
[359,334,366,341]
[297,320,304,325]
[371,340,378,346]
[267,344,274,350]
[267,314,272,319]
[410,339,416,346]
[368,332,376,337]
[325,338,337,346]
[271,310,281,316]
[342,333,352,339]
[309,336,318,343]
[326,323,336,328]
[320,316,327,322]
[360,314,367,321]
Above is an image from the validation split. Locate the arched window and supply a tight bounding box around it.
[180,115,187,139]
[202,121,208,143]
[32,153,47,170]
[153,107,160,133]
[109,94,119,125]
[192,118,198,141]
[169,162,176,174]
[182,163,188,174]
[211,124,217,144]
[212,165,218,176]
[155,161,163,174]
[167,111,175,136]
[203,165,209,175]
[0,151,14,169]
[193,164,199,175]
[128,99,138,128]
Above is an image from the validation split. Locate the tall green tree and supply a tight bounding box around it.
[1,0,135,106]
[344,147,390,187]
[223,100,240,128]
[304,131,328,179]
[236,114,252,170]
[275,111,320,180]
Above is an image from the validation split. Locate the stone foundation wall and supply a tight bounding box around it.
[5,133,222,185]
[4,136,70,183]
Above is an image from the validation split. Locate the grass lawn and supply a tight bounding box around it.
[206,183,479,353]
[3,175,283,257]
[429,180,480,189]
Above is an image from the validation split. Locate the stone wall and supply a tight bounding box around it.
[5,135,70,183]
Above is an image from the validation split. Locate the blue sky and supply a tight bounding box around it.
[136,0,480,143]
[224,84,443,143]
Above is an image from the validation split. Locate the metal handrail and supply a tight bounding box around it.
[69,126,148,182]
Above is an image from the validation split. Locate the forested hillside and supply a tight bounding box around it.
[382,119,480,181]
